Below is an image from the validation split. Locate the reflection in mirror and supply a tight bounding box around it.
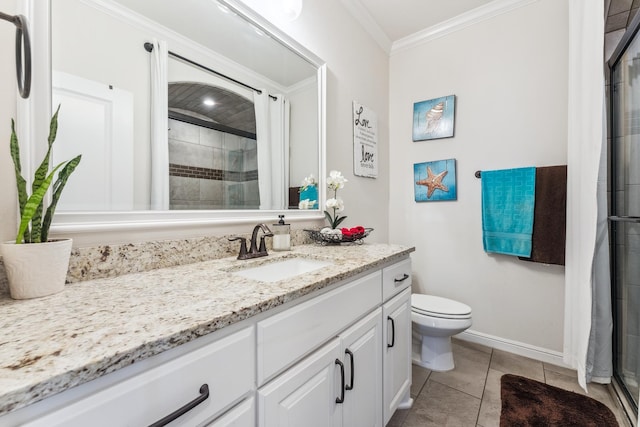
[49,0,322,213]
[167,56,260,210]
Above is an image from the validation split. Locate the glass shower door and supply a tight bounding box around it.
[610,25,640,414]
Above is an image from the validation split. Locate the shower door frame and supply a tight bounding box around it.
[608,9,640,417]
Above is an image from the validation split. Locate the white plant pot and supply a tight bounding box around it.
[0,239,72,299]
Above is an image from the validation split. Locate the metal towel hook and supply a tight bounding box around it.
[0,11,31,99]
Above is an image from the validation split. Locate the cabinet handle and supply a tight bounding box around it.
[148,383,210,427]
[394,273,410,283]
[345,349,354,391]
[335,359,345,404]
[387,316,395,348]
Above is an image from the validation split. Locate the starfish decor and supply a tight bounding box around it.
[416,166,449,198]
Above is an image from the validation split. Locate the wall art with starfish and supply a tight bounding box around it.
[414,159,457,202]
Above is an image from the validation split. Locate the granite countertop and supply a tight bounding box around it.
[0,243,413,416]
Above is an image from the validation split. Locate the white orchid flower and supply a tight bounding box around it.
[327,170,348,191]
[324,170,347,229]
[325,197,344,212]
[301,174,317,187]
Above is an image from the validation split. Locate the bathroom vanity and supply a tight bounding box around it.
[2,1,414,424]
[0,243,414,426]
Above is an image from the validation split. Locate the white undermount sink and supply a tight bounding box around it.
[233,257,333,283]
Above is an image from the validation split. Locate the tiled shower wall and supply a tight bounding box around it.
[168,119,259,209]
[611,28,640,399]
[607,0,640,403]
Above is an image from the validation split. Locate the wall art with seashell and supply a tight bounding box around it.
[412,95,456,141]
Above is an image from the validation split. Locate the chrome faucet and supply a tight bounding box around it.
[229,224,273,260]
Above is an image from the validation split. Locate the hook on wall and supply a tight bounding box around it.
[0,11,31,99]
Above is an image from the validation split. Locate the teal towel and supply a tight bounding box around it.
[481,167,536,257]
[299,185,318,207]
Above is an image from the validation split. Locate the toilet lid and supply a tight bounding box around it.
[411,294,472,319]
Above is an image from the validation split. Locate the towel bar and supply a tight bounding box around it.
[609,216,640,223]
[0,11,31,98]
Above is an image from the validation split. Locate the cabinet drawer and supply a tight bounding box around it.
[382,258,412,302]
[24,327,255,427]
[257,271,382,385]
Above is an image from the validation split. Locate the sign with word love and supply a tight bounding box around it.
[352,101,378,178]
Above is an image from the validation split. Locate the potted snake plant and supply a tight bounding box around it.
[1,106,81,299]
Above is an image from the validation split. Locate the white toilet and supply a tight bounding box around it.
[411,294,472,372]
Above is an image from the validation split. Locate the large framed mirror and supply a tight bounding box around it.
[18,0,326,234]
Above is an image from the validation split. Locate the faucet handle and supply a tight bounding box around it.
[228,236,248,259]
[258,233,273,254]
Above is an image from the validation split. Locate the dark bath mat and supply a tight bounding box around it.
[500,374,618,426]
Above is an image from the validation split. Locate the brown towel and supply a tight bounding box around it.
[289,187,300,209]
[519,165,567,266]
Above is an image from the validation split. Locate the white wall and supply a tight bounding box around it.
[238,0,391,243]
[389,0,569,352]
[0,0,390,244]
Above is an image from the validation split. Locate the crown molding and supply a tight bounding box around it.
[391,0,540,55]
[338,0,392,54]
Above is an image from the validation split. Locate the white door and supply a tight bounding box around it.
[52,71,134,211]
[258,338,343,427]
[341,308,383,427]
[382,288,412,425]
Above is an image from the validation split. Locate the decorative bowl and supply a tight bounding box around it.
[305,228,373,245]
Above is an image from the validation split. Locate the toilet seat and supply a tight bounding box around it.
[411,294,472,319]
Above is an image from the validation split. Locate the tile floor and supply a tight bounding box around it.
[388,338,633,427]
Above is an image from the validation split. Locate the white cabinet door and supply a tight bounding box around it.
[258,338,343,427]
[382,288,412,425]
[207,397,255,427]
[341,308,383,427]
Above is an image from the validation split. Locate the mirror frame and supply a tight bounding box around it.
[17,0,326,236]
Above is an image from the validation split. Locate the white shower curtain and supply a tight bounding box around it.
[150,39,169,210]
[254,91,290,210]
[564,0,604,391]
[587,94,613,384]
[270,95,290,210]
[254,90,272,210]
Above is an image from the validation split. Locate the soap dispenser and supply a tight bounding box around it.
[272,215,291,251]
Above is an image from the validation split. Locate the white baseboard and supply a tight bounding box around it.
[456,329,569,368]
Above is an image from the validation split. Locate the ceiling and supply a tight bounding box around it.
[339,0,495,51]
[115,0,318,87]
[168,83,256,135]
[349,0,495,42]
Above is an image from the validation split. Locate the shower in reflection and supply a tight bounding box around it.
[167,81,260,210]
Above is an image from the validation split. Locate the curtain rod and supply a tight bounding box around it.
[144,42,277,101]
